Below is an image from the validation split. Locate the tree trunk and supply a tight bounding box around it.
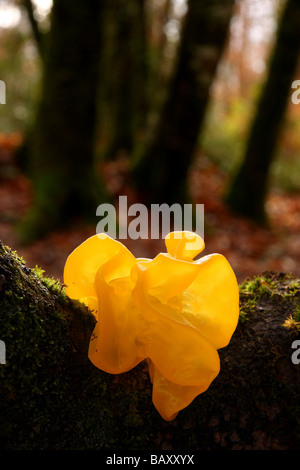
[225,0,300,223]
[19,0,106,241]
[132,0,235,206]
[100,0,149,162]
[1,242,300,450]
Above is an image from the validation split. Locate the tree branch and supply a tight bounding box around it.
[22,0,44,60]
[1,242,300,450]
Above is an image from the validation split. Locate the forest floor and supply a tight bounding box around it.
[1,134,300,285]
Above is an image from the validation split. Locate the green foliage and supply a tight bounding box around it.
[265,110,300,193]
[0,27,40,134]
[200,97,251,175]
[201,88,300,195]
[271,155,300,193]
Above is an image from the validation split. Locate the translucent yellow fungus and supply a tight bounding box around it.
[64,231,239,421]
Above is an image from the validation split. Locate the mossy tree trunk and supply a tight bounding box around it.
[225,0,300,224]
[20,0,106,241]
[1,242,300,450]
[132,0,235,206]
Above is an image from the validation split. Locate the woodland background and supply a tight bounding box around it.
[1,0,300,284]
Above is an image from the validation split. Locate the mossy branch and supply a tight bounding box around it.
[1,243,300,450]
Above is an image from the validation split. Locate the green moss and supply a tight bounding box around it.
[239,273,275,296]
[0,242,161,450]
[294,304,300,323]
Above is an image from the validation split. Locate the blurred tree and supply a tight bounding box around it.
[102,0,149,162]
[19,0,106,240]
[22,0,44,60]
[132,0,235,205]
[226,0,300,223]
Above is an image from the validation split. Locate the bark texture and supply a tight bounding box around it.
[1,243,300,450]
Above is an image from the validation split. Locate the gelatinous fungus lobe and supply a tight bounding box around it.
[64,231,239,421]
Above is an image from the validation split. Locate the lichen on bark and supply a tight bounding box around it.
[1,243,300,450]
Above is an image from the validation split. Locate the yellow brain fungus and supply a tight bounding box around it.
[63,231,239,421]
